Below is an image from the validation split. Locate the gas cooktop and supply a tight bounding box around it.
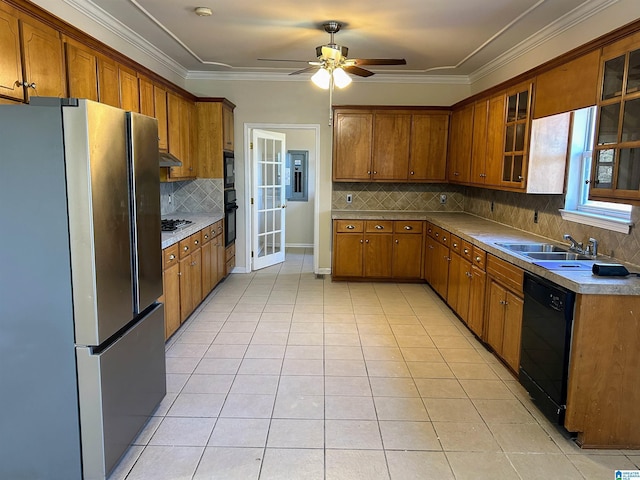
[161,219,193,232]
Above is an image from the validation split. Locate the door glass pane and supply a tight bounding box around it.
[627,49,640,94]
[515,123,526,151]
[507,95,517,122]
[622,98,640,142]
[602,54,625,100]
[505,125,515,151]
[517,91,528,120]
[597,103,620,145]
[273,231,281,254]
[513,155,523,181]
[617,148,640,190]
[502,155,512,181]
[595,149,615,188]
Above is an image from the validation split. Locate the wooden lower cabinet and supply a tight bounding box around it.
[484,254,524,372]
[162,220,225,338]
[467,265,486,338]
[332,220,424,280]
[424,224,450,299]
[225,242,235,274]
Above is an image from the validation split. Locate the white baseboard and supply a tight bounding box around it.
[285,243,314,248]
[316,267,331,275]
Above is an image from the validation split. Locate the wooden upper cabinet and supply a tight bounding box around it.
[534,49,600,119]
[470,98,488,184]
[20,15,66,101]
[500,81,533,189]
[154,85,168,151]
[372,113,411,180]
[165,92,195,179]
[485,91,507,187]
[138,75,154,116]
[0,7,24,101]
[409,112,449,182]
[119,65,139,112]
[97,56,119,107]
[64,40,98,101]
[222,103,234,151]
[333,109,374,181]
[447,103,473,183]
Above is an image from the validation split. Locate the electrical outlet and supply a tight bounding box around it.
[534,210,538,223]
[439,194,447,204]
[346,194,352,204]
[490,201,494,212]
[168,194,172,204]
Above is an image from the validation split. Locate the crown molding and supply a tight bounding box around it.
[469,0,620,84]
[61,0,189,78]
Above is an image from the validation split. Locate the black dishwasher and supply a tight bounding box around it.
[519,272,576,426]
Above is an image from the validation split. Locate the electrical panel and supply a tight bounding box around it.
[286,150,308,202]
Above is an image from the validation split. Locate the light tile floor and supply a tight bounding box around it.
[109,248,640,480]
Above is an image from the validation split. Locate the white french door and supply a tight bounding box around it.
[251,129,286,270]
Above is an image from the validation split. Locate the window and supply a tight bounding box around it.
[560,106,633,233]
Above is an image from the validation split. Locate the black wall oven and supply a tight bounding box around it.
[224,189,237,247]
[224,151,235,189]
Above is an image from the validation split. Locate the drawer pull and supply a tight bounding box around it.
[375,225,384,230]
[346,224,355,230]
[204,234,209,239]
[476,256,482,262]
[453,242,458,248]
[169,254,176,260]
[435,232,439,237]
[499,300,508,305]
[395,239,399,244]
[183,246,189,252]
[194,240,199,245]
[463,248,468,254]
[442,236,447,242]
[404,225,412,230]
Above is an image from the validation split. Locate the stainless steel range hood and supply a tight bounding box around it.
[159,151,182,167]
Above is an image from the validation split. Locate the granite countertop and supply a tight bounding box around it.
[332,210,640,295]
[161,212,224,249]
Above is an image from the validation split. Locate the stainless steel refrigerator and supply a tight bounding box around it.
[0,98,166,479]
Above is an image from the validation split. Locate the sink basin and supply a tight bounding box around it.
[525,252,594,261]
[495,242,567,253]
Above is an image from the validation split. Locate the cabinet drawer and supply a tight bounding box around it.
[335,220,364,233]
[394,220,423,234]
[431,225,450,248]
[461,240,474,261]
[426,222,435,237]
[213,220,224,237]
[486,254,523,293]
[201,226,212,244]
[163,244,179,270]
[179,231,202,259]
[365,220,393,233]
[450,235,462,254]
[226,243,235,262]
[472,246,486,270]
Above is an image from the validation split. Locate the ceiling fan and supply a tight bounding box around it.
[260,21,407,87]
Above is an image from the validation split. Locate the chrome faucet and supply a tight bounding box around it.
[563,234,583,253]
[585,237,598,257]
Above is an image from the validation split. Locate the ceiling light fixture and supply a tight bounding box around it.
[310,63,353,125]
[194,7,212,16]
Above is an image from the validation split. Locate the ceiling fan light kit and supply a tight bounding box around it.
[194,7,212,17]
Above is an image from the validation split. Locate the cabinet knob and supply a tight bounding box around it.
[373,171,377,174]
[499,300,508,305]
[410,171,414,175]
[19,81,36,89]
[366,239,369,243]
[346,224,355,230]
[454,172,460,176]
[453,242,458,248]
[435,232,439,237]
[169,254,175,260]
[463,248,468,254]
[442,236,447,242]
[445,256,451,261]
[194,240,199,245]
[375,225,384,230]
[404,225,412,230]
[475,256,481,262]
[191,261,197,266]
[360,239,363,243]
[204,234,209,239]
[367,171,371,175]
[183,246,189,252]
[517,175,523,181]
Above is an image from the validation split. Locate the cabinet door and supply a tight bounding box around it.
[64,41,98,101]
[97,56,120,107]
[222,103,234,151]
[119,65,139,112]
[456,257,473,321]
[485,280,506,352]
[470,99,488,184]
[447,252,462,312]
[501,83,532,189]
[179,255,193,323]
[163,262,181,339]
[364,234,393,278]
[333,111,373,181]
[189,247,203,308]
[216,233,226,281]
[65,41,98,102]
[333,233,364,277]
[195,101,224,178]
[409,113,449,181]
[201,239,213,296]
[424,237,436,285]
[392,233,423,279]
[0,8,23,101]
[20,17,66,100]
[372,113,411,180]
[501,291,523,371]
[432,242,450,299]
[447,104,473,183]
[139,76,154,117]
[485,93,506,186]
[154,86,168,151]
[467,266,486,338]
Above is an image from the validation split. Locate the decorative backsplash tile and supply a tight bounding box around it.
[464,187,640,266]
[160,178,224,216]
[332,183,465,212]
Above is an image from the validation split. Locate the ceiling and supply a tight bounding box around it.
[71,0,617,81]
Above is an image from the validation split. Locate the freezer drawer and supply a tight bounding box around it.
[76,305,166,479]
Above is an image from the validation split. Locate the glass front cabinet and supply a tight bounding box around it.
[592,31,640,203]
[501,82,533,189]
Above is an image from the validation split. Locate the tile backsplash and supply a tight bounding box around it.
[332,183,465,212]
[160,178,224,216]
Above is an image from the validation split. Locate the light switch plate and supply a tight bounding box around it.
[346,194,352,204]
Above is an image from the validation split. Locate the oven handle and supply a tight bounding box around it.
[225,204,239,211]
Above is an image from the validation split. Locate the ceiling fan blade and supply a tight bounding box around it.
[351,58,407,66]
[289,66,320,75]
[343,66,374,77]
[258,58,311,63]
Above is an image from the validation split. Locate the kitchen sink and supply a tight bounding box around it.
[495,242,568,253]
[525,252,594,261]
